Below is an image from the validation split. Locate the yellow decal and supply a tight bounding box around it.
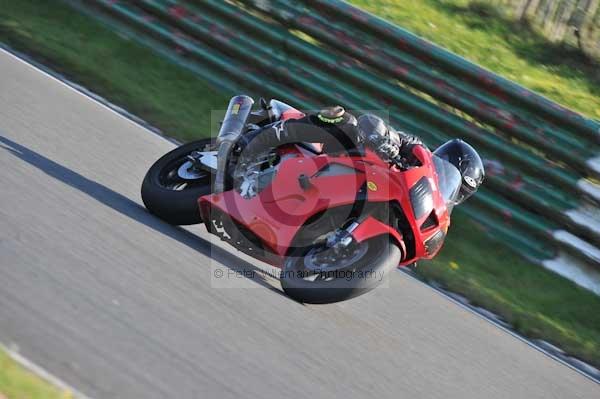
[317,114,344,124]
[367,181,378,192]
[232,103,241,115]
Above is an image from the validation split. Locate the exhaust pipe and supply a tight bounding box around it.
[214,95,254,193]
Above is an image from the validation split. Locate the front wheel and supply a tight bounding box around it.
[280,235,401,304]
[141,138,215,225]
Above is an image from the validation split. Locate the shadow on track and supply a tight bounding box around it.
[0,135,286,296]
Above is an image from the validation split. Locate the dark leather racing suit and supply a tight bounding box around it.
[241,110,424,169]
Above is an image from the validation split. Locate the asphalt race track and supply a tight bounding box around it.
[0,50,598,399]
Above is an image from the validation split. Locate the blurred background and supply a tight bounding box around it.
[482,0,600,58]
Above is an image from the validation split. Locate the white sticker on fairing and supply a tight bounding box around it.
[274,120,285,141]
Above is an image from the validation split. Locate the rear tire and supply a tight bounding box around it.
[280,235,401,304]
[141,138,214,225]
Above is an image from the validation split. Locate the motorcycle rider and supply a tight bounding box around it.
[241,105,362,156]
[242,105,424,166]
[241,104,484,204]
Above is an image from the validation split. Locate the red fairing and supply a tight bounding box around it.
[350,216,406,258]
[346,145,450,264]
[200,152,366,259]
[399,145,451,262]
[199,140,451,267]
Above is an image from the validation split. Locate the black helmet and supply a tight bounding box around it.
[434,139,484,204]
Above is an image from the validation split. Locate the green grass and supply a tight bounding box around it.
[349,0,600,119]
[0,349,68,399]
[0,0,599,372]
[0,0,229,141]
[422,213,600,366]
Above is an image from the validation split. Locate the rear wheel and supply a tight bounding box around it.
[280,234,401,304]
[141,138,215,225]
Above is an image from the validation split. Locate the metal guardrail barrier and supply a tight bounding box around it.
[71,0,600,292]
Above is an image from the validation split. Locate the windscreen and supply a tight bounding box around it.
[433,155,462,207]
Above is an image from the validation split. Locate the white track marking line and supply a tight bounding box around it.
[1,343,93,399]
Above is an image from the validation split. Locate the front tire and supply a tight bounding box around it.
[280,235,401,304]
[141,138,215,225]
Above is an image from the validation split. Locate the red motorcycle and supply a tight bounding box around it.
[142,96,483,303]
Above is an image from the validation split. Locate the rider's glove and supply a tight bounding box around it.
[368,133,420,170]
[368,134,399,161]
